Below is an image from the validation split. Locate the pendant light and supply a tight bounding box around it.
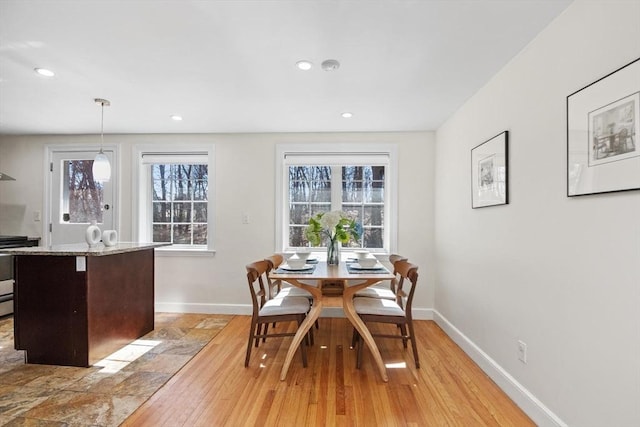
[93,98,111,183]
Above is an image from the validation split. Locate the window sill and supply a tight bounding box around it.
[155,247,216,257]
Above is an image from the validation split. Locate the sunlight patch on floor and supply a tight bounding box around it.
[93,339,161,373]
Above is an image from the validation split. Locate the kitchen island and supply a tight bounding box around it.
[1,242,167,367]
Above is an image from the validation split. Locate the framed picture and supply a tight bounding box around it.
[567,57,640,196]
[471,131,508,208]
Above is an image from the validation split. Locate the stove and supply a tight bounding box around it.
[0,235,40,316]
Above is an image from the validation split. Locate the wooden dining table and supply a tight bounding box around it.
[269,260,395,382]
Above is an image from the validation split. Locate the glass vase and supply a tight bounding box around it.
[327,239,340,265]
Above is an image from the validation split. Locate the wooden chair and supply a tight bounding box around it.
[265,254,314,300]
[352,260,420,369]
[354,254,408,304]
[245,260,310,368]
[265,253,318,333]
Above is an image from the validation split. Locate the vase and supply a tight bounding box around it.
[327,239,340,265]
[85,221,101,248]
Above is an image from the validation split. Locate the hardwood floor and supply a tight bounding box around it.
[123,316,534,426]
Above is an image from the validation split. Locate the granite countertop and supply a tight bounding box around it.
[0,242,170,256]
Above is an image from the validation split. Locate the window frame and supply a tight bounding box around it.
[275,143,398,255]
[132,143,215,256]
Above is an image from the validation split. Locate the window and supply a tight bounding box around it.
[133,145,215,253]
[277,144,397,254]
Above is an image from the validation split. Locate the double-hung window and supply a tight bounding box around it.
[276,144,397,254]
[133,144,215,254]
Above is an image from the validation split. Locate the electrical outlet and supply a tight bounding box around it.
[33,211,41,222]
[241,212,249,224]
[518,340,527,363]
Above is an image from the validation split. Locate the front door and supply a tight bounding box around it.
[49,149,116,245]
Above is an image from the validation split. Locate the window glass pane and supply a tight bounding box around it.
[173,224,192,244]
[62,160,104,223]
[193,224,207,245]
[193,202,207,222]
[153,224,171,242]
[172,202,192,223]
[153,202,171,222]
[364,228,383,248]
[289,226,308,247]
[194,180,207,201]
[364,206,384,226]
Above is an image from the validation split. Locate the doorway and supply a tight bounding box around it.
[46,147,118,246]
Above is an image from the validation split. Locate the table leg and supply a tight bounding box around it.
[343,281,389,382]
[279,281,323,381]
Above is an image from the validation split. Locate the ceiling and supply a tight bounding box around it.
[0,0,573,135]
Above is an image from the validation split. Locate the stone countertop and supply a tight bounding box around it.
[0,242,170,256]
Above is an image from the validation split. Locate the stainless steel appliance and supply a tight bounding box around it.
[0,235,40,316]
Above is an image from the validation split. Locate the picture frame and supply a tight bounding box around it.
[567,57,640,197]
[471,131,508,208]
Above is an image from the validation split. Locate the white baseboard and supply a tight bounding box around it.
[433,310,567,427]
[155,302,435,320]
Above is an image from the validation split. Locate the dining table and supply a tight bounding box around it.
[269,258,396,382]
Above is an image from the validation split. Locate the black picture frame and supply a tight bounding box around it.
[471,131,509,208]
[567,57,640,197]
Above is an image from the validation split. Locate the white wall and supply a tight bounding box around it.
[0,131,436,315]
[434,1,640,426]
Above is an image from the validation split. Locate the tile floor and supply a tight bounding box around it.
[0,313,231,426]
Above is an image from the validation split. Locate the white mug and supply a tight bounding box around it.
[102,230,118,247]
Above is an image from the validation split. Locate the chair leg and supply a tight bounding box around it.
[351,328,359,349]
[245,318,258,367]
[262,322,269,343]
[400,324,408,348]
[407,321,420,369]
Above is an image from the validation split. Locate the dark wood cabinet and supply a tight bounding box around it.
[13,248,155,367]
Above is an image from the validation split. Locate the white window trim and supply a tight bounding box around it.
[132,143,215,256]
[275,143,398,255]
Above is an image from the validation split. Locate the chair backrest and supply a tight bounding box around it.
[264,254,285,298]
[388,254,408,293]
[246,260,270,316]
[393,260,419,317]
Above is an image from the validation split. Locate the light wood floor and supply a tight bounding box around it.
[123,316,534,426]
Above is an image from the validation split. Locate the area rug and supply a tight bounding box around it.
[0,313,231,426]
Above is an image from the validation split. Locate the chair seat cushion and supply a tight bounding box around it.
[260,296,310,316]
[275,286,313,299]
[353,297,405,317]
[355,286,395,300]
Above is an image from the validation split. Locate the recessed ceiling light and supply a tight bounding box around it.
[296,60,313,71]
[170,115,183,121]
[34,68,55,77]
[341,112,353,119]
[321,59,340,71]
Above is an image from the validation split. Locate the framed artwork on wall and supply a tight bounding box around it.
[567,57,640,197]
[471,131,509,208]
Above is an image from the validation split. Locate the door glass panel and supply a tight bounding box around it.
[61,160,104,223]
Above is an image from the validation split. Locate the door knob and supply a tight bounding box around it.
[103,204,110,210]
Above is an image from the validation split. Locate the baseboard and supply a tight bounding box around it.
[433,310,567,427]
[155,302,435,320]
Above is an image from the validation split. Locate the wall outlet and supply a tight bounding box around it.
[33,210,42,222]
[518,340,527,363]
[241,212,249,224]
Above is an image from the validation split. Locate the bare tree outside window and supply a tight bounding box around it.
[151,164,208,245]
[288,165,385,249]
[63,160,104,223]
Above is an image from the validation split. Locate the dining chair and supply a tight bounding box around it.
[265,253,318,334]
[352,260,420,369]
[265,254,314,300]
[245,260,311,368]
[354,254,408,303]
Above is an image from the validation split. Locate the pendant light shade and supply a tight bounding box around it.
[92,151,111,182]
[93,98,111,183]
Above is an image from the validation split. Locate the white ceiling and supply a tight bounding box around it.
[0,0,572,135]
